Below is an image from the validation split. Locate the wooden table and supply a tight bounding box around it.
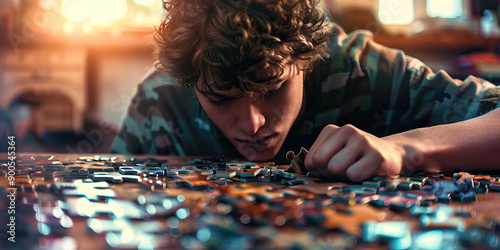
[1,153,500,249]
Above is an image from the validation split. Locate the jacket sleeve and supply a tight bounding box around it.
[322,24,500,135]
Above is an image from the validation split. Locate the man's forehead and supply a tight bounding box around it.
[207,87,244,99]
[202,77,287,98]
[197,64,295,97]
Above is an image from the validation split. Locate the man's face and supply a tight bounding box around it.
[195,65,304,161]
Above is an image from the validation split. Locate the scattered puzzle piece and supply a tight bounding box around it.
[322,204,389,236]
[175,173,213,190]
[286,147,309,175]
[1,153,499,250]
[56,179,115,200]
[358,194,420,210]
[91,172,141,183]
[433,179,477,203]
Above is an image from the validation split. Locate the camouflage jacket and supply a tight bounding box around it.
[110,25,500,163]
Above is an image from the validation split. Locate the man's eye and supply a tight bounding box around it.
[266,89,281,97]
[266,81,286,97]
[209,99,227,107]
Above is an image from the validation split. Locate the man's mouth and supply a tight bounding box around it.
[236,133,277,145]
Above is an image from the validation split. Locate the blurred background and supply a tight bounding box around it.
[1,0,500,154]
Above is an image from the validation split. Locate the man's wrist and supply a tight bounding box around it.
[383,130,438,173]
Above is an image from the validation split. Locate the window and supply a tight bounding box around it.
[427,0,463,18]
[378,0,414,25]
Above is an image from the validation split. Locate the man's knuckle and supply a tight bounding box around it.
[327,160,342,174]
[311,152,325,166]
[322,124,336,133]
[340,124,359,135]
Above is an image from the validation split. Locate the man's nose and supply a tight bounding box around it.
[237,102,265,136]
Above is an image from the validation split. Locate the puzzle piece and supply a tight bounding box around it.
[281,179,308,186]
[285,147,309,175]
[432,178,476,203]
[341,185,377,197]
[166,166,213,177]
[208,171,237,180]
[218,183,283,203]
[226,162,261,169]
[40,162,66,170]
[31,169,60,179]
[54,172,89,182]
[91,172,141,183]
[118,166,142,175]
[286,181,346,196]
[32,178,57,192]
[56,179,115,200]
[66,165,85,171]
[213,167,283,183]
[187,159,215,165]
[235,168,261,178]
[373,176,423,191]
[272,169,297,180]
[453,172,496,182]
[417,172,455,185]
[129,157,168,165]
[358,194,420,210]
[362,221,410,247]
[66,197,147,219]
[362,181,381,189]
[490,181,500,192]
[0,164,33,175]
[322,204,389,236]
[473,181,489,194]
[279,188,317,200]
[237,175,272,183]
[400,188,438,206]
[83,163,115,173]
[174,173,213,190]
[409,206,434,216]
[119,166,165,177]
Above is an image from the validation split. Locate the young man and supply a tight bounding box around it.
[111,0,500,181]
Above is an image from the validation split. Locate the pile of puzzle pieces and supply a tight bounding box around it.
[1,153,500,249]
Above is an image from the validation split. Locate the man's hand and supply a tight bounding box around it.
[304,124,406,182]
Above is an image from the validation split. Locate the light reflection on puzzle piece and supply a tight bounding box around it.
[56,179,116,201]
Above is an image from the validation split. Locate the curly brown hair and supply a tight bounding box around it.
[154,0,333,97]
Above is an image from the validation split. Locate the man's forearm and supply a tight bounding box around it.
[384,108,500,173]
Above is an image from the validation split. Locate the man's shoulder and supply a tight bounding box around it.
[140,64,178,88]
[134,64,192,103]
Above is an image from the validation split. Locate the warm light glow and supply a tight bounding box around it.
[378,0,414,25]
[60,0,128,27]
[63,22,73,34]
[134,0,157,7]
[83,23,92,34]
[427,0,463,18]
